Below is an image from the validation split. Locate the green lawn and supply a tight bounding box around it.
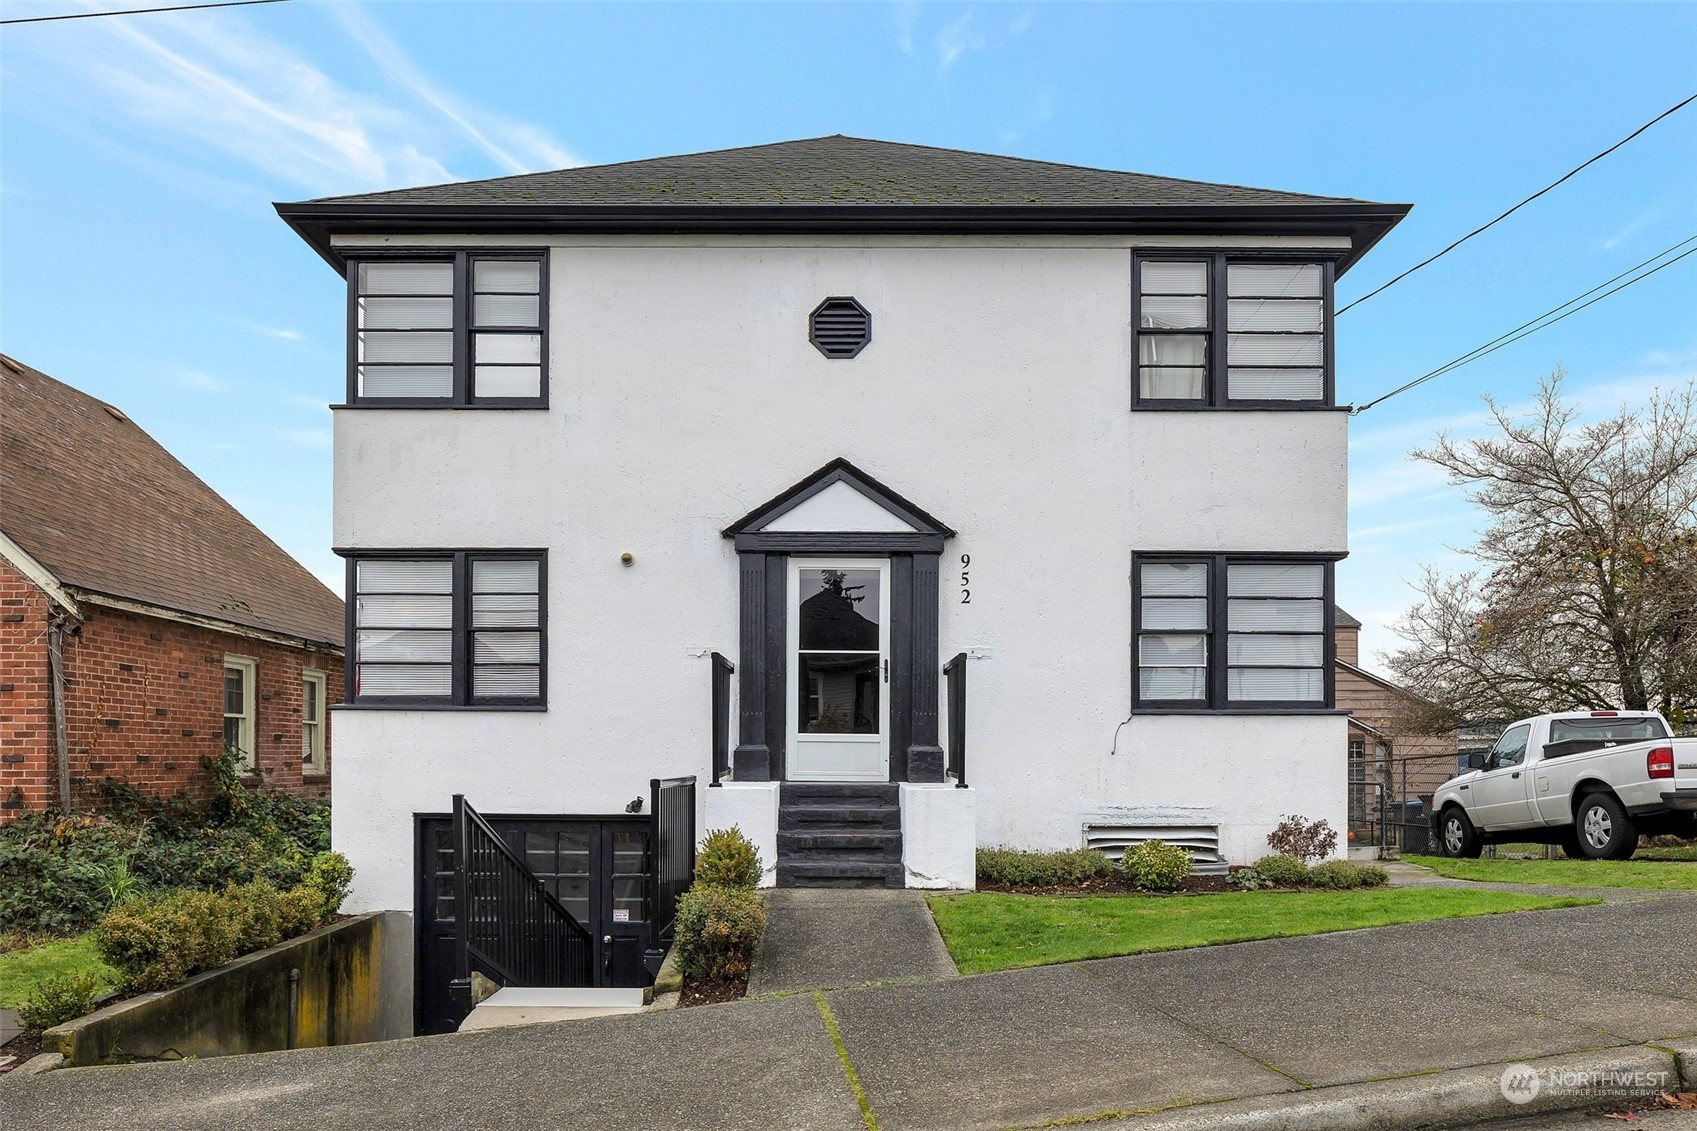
[927,888,1596,975]
[0,936,121,1010]
[1405,855,1697,890]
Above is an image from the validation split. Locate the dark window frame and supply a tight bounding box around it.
[342,248,549,409]
[1132,551,1341,713]
[340,548,547,710]
[1132,251,1338,410]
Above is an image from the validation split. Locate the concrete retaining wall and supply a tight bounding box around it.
[45,911,410,1066]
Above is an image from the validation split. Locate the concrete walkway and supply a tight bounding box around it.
[748,888,958,996]
[5,892,1695,1130]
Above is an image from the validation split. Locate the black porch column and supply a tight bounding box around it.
[733,553,775,780]
[905,552,945,782]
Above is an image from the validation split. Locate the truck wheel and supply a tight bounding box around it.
[1439,807,1482,858]
[1574,793,1637,860]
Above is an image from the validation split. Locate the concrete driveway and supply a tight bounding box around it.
[4,894,1695,1131]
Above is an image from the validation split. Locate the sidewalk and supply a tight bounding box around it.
[748,888,958,996]
[5,891,1694,1130]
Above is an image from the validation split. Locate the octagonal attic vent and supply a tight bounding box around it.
[809,297,871,359]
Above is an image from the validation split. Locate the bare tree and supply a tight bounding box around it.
[1388,370,1697,730]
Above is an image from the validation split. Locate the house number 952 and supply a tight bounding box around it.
[960,553,971,604]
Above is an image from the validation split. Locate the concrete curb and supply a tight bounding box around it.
[1096,1044,1684,1130]
[6,1053,65,1078]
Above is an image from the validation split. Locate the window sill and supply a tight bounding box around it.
[1131,707,1349,716]
[331,401,549,411]
[330,702,547,713]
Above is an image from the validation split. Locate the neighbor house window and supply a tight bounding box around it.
[1134,254,1332,407]
[349,251,546,406]
[223,656,257,771]
[301,669,327,773]
[348,552,545,707]
[1134,555,1335,709]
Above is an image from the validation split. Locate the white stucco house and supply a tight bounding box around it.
[277,136,1407,1031]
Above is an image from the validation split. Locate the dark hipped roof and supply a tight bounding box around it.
[278,136,1409,274]
[0,355,344,648]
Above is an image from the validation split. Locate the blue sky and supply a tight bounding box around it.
[3,1,1694,673]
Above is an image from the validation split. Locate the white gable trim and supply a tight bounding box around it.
[760,479,920,533]
[0,529,81,618]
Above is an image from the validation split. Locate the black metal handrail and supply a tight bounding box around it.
[452,794,593,990]
[650,775,696,947]
[945,652,967,788]
[709,652,734,785]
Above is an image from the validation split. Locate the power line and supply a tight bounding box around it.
[0,0,289,25]
[1338,93,1697,316]
[1350,235,1697,413]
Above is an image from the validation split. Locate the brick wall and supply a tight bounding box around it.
[0,558,55,809]
[0,557,342,813]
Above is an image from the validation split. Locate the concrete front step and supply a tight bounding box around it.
[458,986,646,1031]
[778,804,902,830]
[776,861,904,888]
[777,830,902,855]
[780,782,899,805]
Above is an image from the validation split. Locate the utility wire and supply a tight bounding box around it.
[1338,93,1697,316]
[1350,235,1697,413]
[1,0,288,25]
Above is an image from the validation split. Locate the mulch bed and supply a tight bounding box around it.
[680,977,747,1007]
[978,873,1237,896]
[0,1030,43,1072]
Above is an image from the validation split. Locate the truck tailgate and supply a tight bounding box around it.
[1668,739,1697,806]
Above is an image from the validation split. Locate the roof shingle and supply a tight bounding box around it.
[0,355,343,647]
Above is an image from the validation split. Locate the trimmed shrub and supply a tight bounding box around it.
[1306,860,1389,890]
[1246,853,1311,888]
[93,857,356,992]
[695,828,762,889]
[1121,840,1191,891]
[976,848,1116,887]
[17,971,103,1033]
[672,884,766,984]
[1266,816,1339,863]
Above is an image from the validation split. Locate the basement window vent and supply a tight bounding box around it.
[1084,822,1229,875]
[809,297,871,359]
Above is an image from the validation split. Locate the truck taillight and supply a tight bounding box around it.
[1590,711,1618,717]
[1648,747,1675,780]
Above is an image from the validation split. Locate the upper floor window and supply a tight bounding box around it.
[347,551,545,708]
[349,251,547,407]
[1134,554,1335,710]
[1134,254,1332,408]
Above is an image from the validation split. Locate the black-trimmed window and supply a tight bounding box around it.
[348,551,545,707]
[1134,254,1334,408]
[348,251,547,406]
[1134,554,1335,710]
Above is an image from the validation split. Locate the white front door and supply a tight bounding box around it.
[787,558,890,781]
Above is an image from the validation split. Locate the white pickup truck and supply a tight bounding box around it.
[1431,711,1697,860]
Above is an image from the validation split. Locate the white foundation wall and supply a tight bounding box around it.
[331,237,1349,911]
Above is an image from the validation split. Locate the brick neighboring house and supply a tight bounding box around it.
[1334,607,1458,843]
[0,355,344,813]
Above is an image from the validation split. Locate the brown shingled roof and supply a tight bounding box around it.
[0,355,343,647]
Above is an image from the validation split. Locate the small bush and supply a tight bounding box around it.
[1266,816,1339,863]
[228,880,285,953]
[1229,867,1276,891]
[1121,840,1191,891]
[17,971,103,1033]
[300,851,354,919]
[1247,854,1311,888]
[976,848,1116,887]
[695,828,762,889]
[672,884,766,984]
[1306,860,1389,889]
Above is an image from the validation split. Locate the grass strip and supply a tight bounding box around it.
[928,888,1597,975]
[1405,855,1697,890]
[814,991,878,1131]
[0,935,121,1009]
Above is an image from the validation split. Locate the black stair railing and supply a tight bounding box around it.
[709,652,734,785]
[944,652,968,788]
[451,794,593,995]
[649,775,697,947]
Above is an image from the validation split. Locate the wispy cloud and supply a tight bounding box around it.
[331,5,579,175]
[249,324,303,341]
[276,427,331,449]
[937,11,983,70]
[1000,90,1056,145]
[165,368,226,393]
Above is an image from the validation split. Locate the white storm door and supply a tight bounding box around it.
[787,558,890,781]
